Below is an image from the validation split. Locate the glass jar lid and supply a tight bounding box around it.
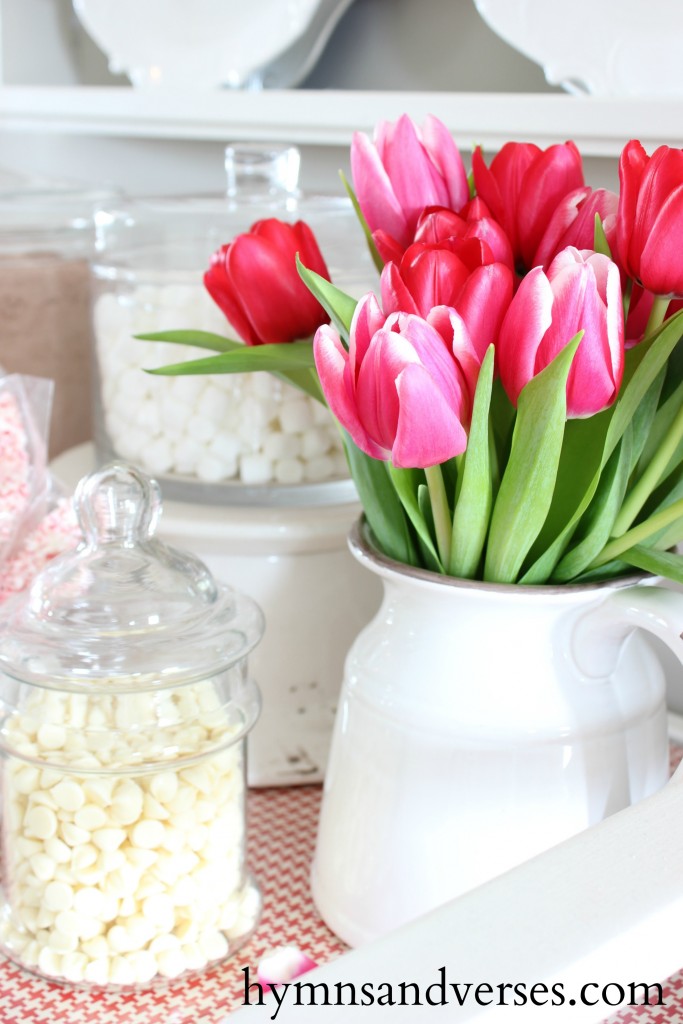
[0,462,264,689]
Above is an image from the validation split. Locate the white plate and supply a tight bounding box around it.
[474,0,683,97]
[72,0,355,89]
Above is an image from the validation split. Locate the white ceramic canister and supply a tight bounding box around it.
[0,462,264,987]
[50,444,383,787]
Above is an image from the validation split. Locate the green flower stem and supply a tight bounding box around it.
[612,401,683,536]
[644,294,670,340]
[588,497,683,569]
[425,464,452,570]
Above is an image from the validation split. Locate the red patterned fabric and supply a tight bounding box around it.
[0,762,681,1022]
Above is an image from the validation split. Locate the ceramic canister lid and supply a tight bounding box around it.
[0,462,264,690]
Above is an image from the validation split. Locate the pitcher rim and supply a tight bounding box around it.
[349,517,647,595]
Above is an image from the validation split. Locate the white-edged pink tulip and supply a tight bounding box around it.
[497,247,624,418]
[313,294,471,468]
[351,114,469,250]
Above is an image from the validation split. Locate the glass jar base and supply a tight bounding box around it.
[0,876,262,990]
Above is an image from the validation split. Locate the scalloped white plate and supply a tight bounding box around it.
[474,0,683,97]
[72,0,354,89]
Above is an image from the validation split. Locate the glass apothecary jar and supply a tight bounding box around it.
[91,143,376,505]
[0,462,263,987]
[0,171,117,458]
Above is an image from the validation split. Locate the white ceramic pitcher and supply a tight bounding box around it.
[311,520,683,947]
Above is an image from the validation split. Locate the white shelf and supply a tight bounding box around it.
[2,86,683,154]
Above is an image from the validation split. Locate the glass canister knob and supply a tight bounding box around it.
[224,143,301,204]
[75,462,161,547]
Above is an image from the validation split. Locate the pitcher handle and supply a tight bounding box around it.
[572,584,683,679]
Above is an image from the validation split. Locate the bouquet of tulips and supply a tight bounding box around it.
[144,115,683,586]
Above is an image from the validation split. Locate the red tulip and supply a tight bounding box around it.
[313,294,470,468]
[472,141,584,272]
[380,239,514,367]
[351,114,469,250]
[204,219,331,345]
[616,140,683,297]
[498,247,624,418]
[414,199,515,270]
[533,187,618,270]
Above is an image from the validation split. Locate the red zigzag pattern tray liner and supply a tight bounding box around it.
[0,759,682,1023]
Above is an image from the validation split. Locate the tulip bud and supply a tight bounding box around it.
[497,247,624,418]
[533,187,618,270]
[351,114,469,250]
[204,218,331,345]
[313,294,471,468]
[472,141,584,272]
[616,140,683,298]
[380,240,513,366]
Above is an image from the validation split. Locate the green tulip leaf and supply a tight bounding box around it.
[617,545,683,585]
[521,402,610,573]
[340,170,384,274]
[136,329,242,352]
[484,332,583,584]
[449,345,494,578]
[342,436,418,566]
[388,466,442,573]
[522,310,683,583]
[145,340,317,377]
[552,429,633,582]
[296,258,358,342]
[636,377,683,480]
[593,214,612,258]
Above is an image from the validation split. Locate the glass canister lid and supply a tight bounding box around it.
[0,462,264,689]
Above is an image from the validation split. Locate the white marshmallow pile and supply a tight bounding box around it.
[93,284,347,486]
[0,681,260,987]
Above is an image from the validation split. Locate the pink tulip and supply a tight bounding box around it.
[533,187,618,270]
[616,140,683,297]
[204,218,330,345]
[380,239,514,365]
[351,114,469,250]
[497,247,624,418]
[313,294,471,468]
[472,141,584,272]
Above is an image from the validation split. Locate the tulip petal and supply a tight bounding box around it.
[355,328,417,450]
[349,292,386,376]
[226,233,327,345]
[428,306,480,402]
[455,263,514,362]
[616,139,649,277]
[421,114,470,212]
[516,142,584,270]
[380,261,421,317]
[382,115,451,234]
[351,130,410,244]
[498,267,554,405]
[637,182,683,296]
[314,323,385,460]
[204,259,261,346]
[398,247,471,316]
[392,361,468,468]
